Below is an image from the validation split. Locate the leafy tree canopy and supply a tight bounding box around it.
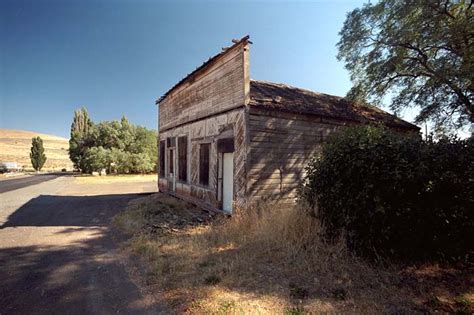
[69,108,157,174]
[337,0,473,132]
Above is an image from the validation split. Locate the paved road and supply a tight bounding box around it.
[0,174,61,193]
[0,176,160,314]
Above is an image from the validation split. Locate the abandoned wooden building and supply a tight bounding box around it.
[156,36,419,212]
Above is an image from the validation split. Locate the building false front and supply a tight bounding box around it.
[156,36,419,213]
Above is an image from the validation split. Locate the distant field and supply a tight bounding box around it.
[0,129,73,171]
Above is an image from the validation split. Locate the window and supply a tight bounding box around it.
[159,141,165,176]
[167,137,176,148]
[167,137,176,176]
[178,136,187,181]
[169,149,174,174]
[199,143,210,186]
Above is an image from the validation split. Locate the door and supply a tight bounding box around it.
[222,152,234,212]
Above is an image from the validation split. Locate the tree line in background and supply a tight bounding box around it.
[69,107,157,174]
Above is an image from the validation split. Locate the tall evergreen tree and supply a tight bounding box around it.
[30,137,47,171]
[69,107,93,170]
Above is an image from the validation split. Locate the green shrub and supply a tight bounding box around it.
[69,108,157,174]
[300,125,473,262]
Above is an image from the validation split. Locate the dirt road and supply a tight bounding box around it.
[0,176,160,314]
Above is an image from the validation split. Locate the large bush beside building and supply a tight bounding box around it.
[300,125,473,262]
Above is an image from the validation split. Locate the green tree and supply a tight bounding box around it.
[30,137,47,171]
[131,125,158,167]
[107,147,123,174]
[337,0,473,131]
[69,107,93,170]
[68,108,158,174]
[93,121,121,149]
[119,116,135,151]
[130,153,155,174]
[115,150,133,174]
[82,146,109,174]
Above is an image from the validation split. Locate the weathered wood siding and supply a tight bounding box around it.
[159,42,248,131]
[246,107,350,204]
[156,37,418,212]
[159,108,247,210]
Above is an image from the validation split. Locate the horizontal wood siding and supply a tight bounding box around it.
[159,43,247,131]
[247,107,346,204]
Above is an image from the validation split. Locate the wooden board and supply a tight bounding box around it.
[159,41,249,131]
[247,110,332,201]
[159,108,247,211]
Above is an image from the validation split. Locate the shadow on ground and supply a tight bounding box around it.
[0,174,65,194]
[2,193,152,228]
[0,193,160,314]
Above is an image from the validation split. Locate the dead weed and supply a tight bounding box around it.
[114,193,473,314]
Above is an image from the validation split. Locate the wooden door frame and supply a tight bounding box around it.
[221,152,234,212]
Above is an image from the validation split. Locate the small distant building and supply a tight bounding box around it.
[156,36,419,213]
[0,161,22,173]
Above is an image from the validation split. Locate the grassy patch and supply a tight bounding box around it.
[115,193,473,314]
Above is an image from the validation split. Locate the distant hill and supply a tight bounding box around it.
[0,129,73,171]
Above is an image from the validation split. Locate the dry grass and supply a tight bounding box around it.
[115,194,474,314]
[0,128,72,171]
[75,174,157,184]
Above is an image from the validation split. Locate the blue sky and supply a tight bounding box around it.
[1,0,379,138]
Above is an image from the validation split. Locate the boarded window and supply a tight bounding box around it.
[178,136,187,181]
[159,141,165,176]
[199,143,210,186]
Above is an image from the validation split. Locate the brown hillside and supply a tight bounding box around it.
[0,129,73,171]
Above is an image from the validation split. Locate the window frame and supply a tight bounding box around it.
[166,137,176,177]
